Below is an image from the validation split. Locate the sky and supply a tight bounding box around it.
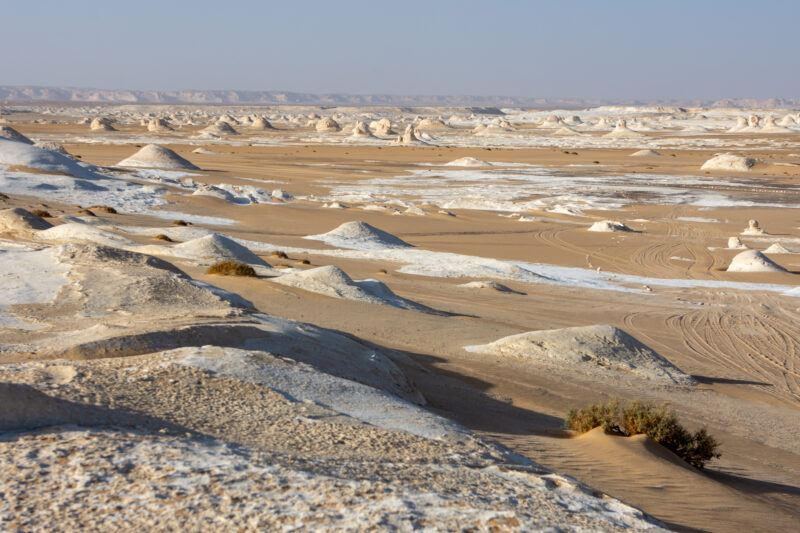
[2,0,798,100]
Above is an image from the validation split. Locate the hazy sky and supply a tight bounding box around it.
[3,0,798,99]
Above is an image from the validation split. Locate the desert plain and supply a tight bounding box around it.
[1,103,799,532]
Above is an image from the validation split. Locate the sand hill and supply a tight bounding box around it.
[117,144,200,170]
[466,325,696,384]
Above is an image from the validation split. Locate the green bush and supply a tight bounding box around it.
[206,260,256,277]
[566,399,720,469]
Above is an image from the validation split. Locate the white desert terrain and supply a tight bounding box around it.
[1,100,800,532]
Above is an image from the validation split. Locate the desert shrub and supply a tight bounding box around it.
[566,400,620,434]
[90,205,117,214]
[206,260,256,277]
[77,208,96,217]
[172,220,190,226]
[154,234,173,242]
[566,399,720,469]
[270,250,288,259]
[31,209,52,218]
[295,259,310,265]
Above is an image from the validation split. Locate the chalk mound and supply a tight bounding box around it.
[0,125,34,145]
[371,118,395,136]
[466,325,696,384]
[192,147,218,155]
[147,118,174,132]
[553,126,581,136]
[201,121,239,136]
[701,153,756,172]
[35,223,136,248]
[0,207,53,235]
[416,117,449,131]
[458,280,523,294]
[350,121,375,138]
[761,116,789,133]
[444,157,491,167]
[741,219,765,235]
[272,265,436,312]
[0,138,102,180]
[540,115,564,128]
[727,250,786,273]
[630,149,661,157]
[33,141,70,156]
[117,144,200,170]
[90,117,116,131]
[777,114,797,127]
[249,116,274,130]
[604,119,644,138]
[728,116,748,133]
[588,220,633,232]
[727,236,747,249]
[764,243,792,254]
[315,118,341,132]
[591,117,612,130]
[394,125,427,145]
[162,234,268,266]
[305,221,411,250]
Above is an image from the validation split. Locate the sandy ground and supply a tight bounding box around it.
[1,108,800,531]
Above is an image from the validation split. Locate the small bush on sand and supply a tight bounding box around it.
[90,205,117,214]
[270,250,288,259]
[172,219,191,226]
[154,234,173,242]
[206,260,256,277]
[566,400,720,469]
[32,209,52,218]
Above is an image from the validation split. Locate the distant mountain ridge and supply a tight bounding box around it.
[0,86,797,108]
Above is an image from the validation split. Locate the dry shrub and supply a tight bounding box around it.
[206,259,256,277]
[172,220,190,226]
[31,209,52,218]
[89,205,117,214]
[270,250,288,259]
[566,399,720,469]
[154,234,173,242]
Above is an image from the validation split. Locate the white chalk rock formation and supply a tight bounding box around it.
[201,121,239,136]
[0,207,53,236]
[305,221,411,250]
[0,126,34,145]
[394,125,427,145]
[761,116,790,132]
[604,119,644,138]
[727,236,747,249]
[350,121,375,138]
[147,118,174,132]
[630,149,661,157]
[371,118,395,136]
[741,219,765,235]
[315,118,341,132]
[465,325,696,384]
[764,242,792,254]
[416,118,449,131]
[117,144,200,170]
[90,117,116,131]
[249,116,275,130]
[726,250,786,273]
[588,220,633,232]
[0,138,102,179]
[701,153,756,172]
[727,116,748,133]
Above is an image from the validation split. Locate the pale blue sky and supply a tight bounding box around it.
[2,0,798,99]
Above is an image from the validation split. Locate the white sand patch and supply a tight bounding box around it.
[271,265,436,312]
[458,280,524,294]
[117,144,200,170]
[0,244,69,328]
[588,220,633,232]
[727,250,787,273]
[466,325,696,385]
[305,221,411,250]
[701,153,756,172]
